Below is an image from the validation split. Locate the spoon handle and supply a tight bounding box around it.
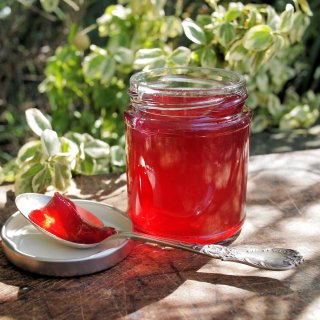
[190,245,303,271]
[117,231,303,271]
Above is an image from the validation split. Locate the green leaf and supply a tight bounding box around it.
[41,129,61,157]
[217,23,235,47]
[15,162,44,195]
[169,47,191,66]
[243,25,274,52]
[25,108,52,136]
[267,94,282,117]
[265,35,285,62]
[67,23,79,43]
[100,57,116,83]
[225,40,248,62]
[249,51,266,73]
[247,10,257,28]
[82,133,96,142]
[144,58,166,70]
[290,12,310,42]
[32,166,52,193]
[196,15,212,28]
[51,160,72,191]
[40,0,59,13]
[134,48,165,68]
[256,72,269,92]
[246,92,258,109]
[279,4,294,32]
[17,140,41,163]
[78,155,95,175]
[297,0,313,16]
[59,137,79,158]
[64,132,86,145]
[83,52,105,80]
[94,158,110,174]
[135,48,164,59]
[114,47,134,65]
[225,6,242,22]
[279,115,299,131]
[54,137,78,170]
[162,16,182,38]
[2,159,18,183]
[110,145,126,167]
[251,114,270,133]
[84,139,110,159]
[280,104,319,130]
[83,51,115,83]
[266,6,280,30]
[182,18,207,45]
[200,47,217,67]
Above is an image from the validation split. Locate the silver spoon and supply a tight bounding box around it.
[15,193,303,271]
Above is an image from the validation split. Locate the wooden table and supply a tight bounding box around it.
[0,149,319,320]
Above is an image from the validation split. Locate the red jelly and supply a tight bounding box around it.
[29,192,115,244]
[125,67,252,244]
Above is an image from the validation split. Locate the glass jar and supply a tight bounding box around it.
[124,67,252,244]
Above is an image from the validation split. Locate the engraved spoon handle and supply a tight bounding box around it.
[115,231,303,271]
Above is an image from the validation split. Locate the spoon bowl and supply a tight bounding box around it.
[15,193,304,271]
[15,193,120,249]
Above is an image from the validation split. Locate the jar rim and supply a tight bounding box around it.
[130,67,246,96]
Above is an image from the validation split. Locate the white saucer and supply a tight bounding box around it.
[1,200,133,277]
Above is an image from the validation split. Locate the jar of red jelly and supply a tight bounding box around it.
[124,67,252,244]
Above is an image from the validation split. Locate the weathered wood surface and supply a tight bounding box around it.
[0,149,320,320]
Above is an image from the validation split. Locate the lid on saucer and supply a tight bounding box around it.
[1,200,133,277]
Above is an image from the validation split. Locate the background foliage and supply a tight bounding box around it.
[0,0,319,194]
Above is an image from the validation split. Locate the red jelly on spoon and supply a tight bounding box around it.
[29,192,116,244]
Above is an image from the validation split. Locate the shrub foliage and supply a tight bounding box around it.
[1,0,319,194]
